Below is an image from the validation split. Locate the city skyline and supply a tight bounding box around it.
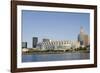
[22,10,90,48]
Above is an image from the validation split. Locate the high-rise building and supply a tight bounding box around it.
[78,26,89,47]
[22,42,27,48]
[78,27,85,46]
[84,34,89,46]
[32,37,38,48]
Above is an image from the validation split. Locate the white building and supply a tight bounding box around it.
[37,40,80,50]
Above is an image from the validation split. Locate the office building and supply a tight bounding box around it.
[22,42,27,48]
[78,27,89,47]
[32,37,38,48]
[84,34,89,46]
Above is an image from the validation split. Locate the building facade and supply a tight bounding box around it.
[22,42,27,48]
[78,27,89,47]
[37,40,80,50]
[42,38,50,42]
[32,37,38,48]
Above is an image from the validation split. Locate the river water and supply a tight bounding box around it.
[22,52,90,62]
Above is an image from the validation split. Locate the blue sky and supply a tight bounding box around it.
[22,10,90,48]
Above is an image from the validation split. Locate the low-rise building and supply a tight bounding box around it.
[22,42,27,48]
[37,40,80,50]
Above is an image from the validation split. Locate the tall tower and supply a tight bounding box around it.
[84,35,89,46]
[78,26,89,47]
[32,37,38,48]
[80,26,84,34]
[78,26,85,46]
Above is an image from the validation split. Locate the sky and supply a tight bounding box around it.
[22,10,90,48]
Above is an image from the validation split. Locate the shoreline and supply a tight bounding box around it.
[22,50,90,55]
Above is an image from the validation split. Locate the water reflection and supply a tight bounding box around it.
[22,53,90,62]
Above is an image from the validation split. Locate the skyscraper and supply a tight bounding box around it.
[84,34,89,46]
[32,37,38,48]
[78,26,89,47]
[78,27,85,46]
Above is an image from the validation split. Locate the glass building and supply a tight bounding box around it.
[32,37,38,48]
[78,27,89,47]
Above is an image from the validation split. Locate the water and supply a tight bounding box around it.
[22,52,90,62]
